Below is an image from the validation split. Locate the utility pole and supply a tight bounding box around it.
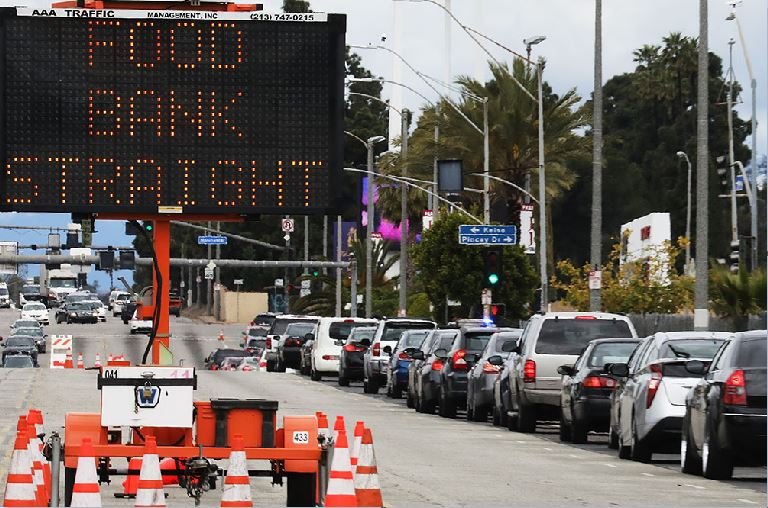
[304,215,309,275]
[206,220,212,316]
[537,59,548,311]
[694,0,709,331]
[726,39,739,247]
[366,142,375,318]
[590,0,603,312]
[399,108,411,316]
[214,220,221,320]
[336,216,342,317]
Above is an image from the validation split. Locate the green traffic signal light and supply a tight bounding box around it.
[312,269,320,277]
[488,273,499,285]
[142,221,153,232]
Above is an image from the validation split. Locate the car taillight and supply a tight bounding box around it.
[482,361,500,374]
[266,337,272,349]
[322,355,339,361]
[646,364,662,408]
[583,375,616,389]
[452,349,468,371]
[523,359,536,383]
[343,344,357,352]
[398,352,410,360]
[723,369,747,406]
[372,342,381,357]
[431,359,444,371]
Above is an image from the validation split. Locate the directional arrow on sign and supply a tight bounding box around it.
[470,226,480,233]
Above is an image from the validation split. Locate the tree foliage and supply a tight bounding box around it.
[412,211,537,322]
[710,267,766,330]
[282,0,311,13]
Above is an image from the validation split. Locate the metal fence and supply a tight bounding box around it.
[627,313,767,336]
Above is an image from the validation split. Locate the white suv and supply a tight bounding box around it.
[363,318,436,394]
[310,317,377,381]
[609,331,731,462]
[506,312,637,432]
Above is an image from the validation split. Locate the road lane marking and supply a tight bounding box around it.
[683,484,705,490]
[737,499,758,505]
[641,473,655,477]
[569,454,579,458]
[602,463,617,468]
[543,447,553,451]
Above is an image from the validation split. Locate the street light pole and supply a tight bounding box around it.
[366,141,375,318]
[400,109,411,316]
[677,151,693,275]
[537,59,548,311]
[590,0,603,312]
[694,0,709,331]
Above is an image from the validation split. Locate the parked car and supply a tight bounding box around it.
[558,338,640,443]
[338,326,376,386]
[363,318,436,394]
[265,315,319,372]
[410,329,458,413]
[438,326,506,418]
[466,330,522,422]
[385,330,430,399]
[204,348,250,370]
[3,354,36,368]
[169,291,183,317]
[11,327,47,353]
[242,336,266,357]
[251,312,280,329]
[310,317,378,381]
[2,336,38,365]
[241,325,268,346]
[20,302,49,325]
[505,312,637,433]
[680,330,767,479]
[609,331,730,462]
[278,321,317,371]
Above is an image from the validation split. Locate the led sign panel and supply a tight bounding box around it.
[0,8,346,215]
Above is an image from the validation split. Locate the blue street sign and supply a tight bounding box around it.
[735,174,744,192]
[458,225,517,246]
[197,235,228,246]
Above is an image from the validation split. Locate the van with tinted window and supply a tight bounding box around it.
[310,317,378,381]
[505,312,637,433]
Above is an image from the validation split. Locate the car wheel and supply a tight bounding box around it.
[414,391,422,412]
[310,369,321,382]
[492,406,501,427]
[473,404,488,423]
[516,401,536,433]
[266,360,276,372]
[276,360,286,373]
[618,431,631,460]
[681,418,702,475]
[570,414,588,444]
[630,419,652,463]
[608,425,620,450]
[702,425,733,480]
[465,400,474,421]
[363,378,379,394]
[406,390,415,409]
[338,375,349,387]
[391,385,402,399]
[439,392,457,419]
[559,413,571,442]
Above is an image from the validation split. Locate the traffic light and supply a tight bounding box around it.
[482,248,503,288]
[142,221,154,233]
[716,155,730,196]
[97,251,114,271]
[490,303,506,318]
[728,240,740,273]
[125,222,140,235]
[118,250,136,270]
[311,268,320,278]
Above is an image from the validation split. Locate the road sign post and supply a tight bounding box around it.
[458,225,517,246]
[197,236,228,246]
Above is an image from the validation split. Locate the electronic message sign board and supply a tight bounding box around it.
[0,8,346,215]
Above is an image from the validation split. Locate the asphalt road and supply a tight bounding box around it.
[0,307,764,507]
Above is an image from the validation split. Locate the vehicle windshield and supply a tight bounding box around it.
[348,328,376,343]
[535,319,633,355]
[13,328,42,337]
[0,288,8,296]
[398,331,429,349]
[85,301,102,310]
[254,314,277,327]
[116,294,131,302]
[464,331,495,352]
[66,294,89,303]
[587,342,638,368]
[13,320,38,328]
[49,279,77,288]
[6,337,34,347]
[21,285,40,295]
[24,303,45,311]
[737,338,767,368]
[435,331,458,351]
[68,303,88,311]
[213,350,248,362]
[221,357,245,368]
[4,356,33,367]
[493,334,520,354]
[270,318,317,335]
[246,338,266,348]
[247,327,268,337]
[660,339,725,359]
[329,322,362,341]
[382,322,435,341]
[286,322,315,337]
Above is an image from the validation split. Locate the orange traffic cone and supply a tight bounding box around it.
[3,429,37,507]
[258,350,267,369]
[27,409,50,503]
[332,415,345,444]
[107,353,114,363]
[350,421,365,473]
[24,419,46,507]
[316,412,329,443]
[71,438,101,507]
[64,351,74,369]
[325,429,356,507]
[93,353,102,369]
[220,435,252,508]
[218,330,225,341]
[77,353,85,369]
[354,429,383,507]
[135,436,165,508]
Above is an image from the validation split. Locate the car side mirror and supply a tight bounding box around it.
[501,341,519,353]
[359,338,371,347]
[411,350,425,361]
[434,348,448,359]
[304,333,315,342]
[608,363,629,378]
[557,364,575,377]
[43,335,48,338]
[469,353,481,363]
[684,360,707,375]
[383,345,392,356]
[487,355,504,366]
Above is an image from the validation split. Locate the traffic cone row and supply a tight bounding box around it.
[354,429,382,507]
[28,410,50,503]
[135,436,166,508]
[316,412,329,443]
[77,353,85,369]
[93,353,102,368]
[64,351,74,369]
[351,421,364,472]
[218,330,225,341]
[3,411,54,507]
[220,435,252,508]
[70,438,101,507]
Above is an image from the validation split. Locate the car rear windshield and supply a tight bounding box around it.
[660,339,725,360]
[464,331,495,352]
[736,338,767,368]
[382,322,435,341]
[399,331,429,349]
[269,318,317,335]
[435,332,458,351]
[348,328,375,343]
[246,338,266,348]
[69,303,88,311]
[21,286,40,295]
[286,323,315,337]
[494,336,519,353]
[329,322,361,341]
[588,342,638,368]
[247,328,267,337]
[25,304,45,310]
[0,288,8,296]
[6,338,33,347]
[4,356,33,367]
[535,319,633,355]
[14,328,42,337]
[254,314,277,327]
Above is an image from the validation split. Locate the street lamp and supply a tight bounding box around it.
[676,151,693,276]
[523,36,546,61]
[345,132,386,318]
